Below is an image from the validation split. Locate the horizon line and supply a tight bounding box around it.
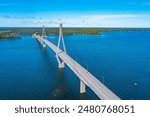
[0,26,150,29]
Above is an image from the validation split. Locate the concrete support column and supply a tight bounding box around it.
[56,55,65,69]
[40,41,46,47]
[58,61,65,69]
[80,80,86,93]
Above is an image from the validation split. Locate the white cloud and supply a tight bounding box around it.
[0,3,13,7]
[0,14,150,27]
[126,2,137,5]
[69,14,150,27]
[142,2,150,6]
[125,2,150,6]
[0,3,7,6]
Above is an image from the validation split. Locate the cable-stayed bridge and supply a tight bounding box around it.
[32,24,120,100]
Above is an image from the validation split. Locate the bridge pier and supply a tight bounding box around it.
[80,80,86,93]
[56,55,65,69]
[40,41,46,48]
[58,61,65,69]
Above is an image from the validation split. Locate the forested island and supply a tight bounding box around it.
[0,27,150,40]
[0,31,20,40]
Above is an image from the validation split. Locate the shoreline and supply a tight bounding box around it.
[0,28,150,39]
[0,37,21,40]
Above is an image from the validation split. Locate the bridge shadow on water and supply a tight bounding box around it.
[51,68,86,100]
[80,93,86,100]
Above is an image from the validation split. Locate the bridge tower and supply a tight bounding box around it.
[40,25,47,47]
[56,23,66,69]
[42,25,47,39]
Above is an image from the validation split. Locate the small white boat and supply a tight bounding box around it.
[134,83,138,86]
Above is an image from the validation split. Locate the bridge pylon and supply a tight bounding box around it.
[42,25,47,39]
[40,25,47,47]
[56,23,66,69]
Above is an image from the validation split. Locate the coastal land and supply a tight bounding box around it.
[0,27,150,40]
[0,31,19,40]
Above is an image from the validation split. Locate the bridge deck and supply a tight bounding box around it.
[34,34,120,100]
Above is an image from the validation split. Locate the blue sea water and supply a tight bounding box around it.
[0,31,150,100]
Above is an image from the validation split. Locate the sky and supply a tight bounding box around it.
[0,0,150,27]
